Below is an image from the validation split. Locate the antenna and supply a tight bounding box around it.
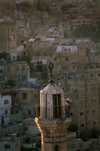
[48,62,54,84]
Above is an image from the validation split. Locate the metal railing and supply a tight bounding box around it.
[36,104,70,119]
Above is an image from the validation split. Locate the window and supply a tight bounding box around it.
[18,76,21,82]
[28,109,31,115]
[22,76,27,81]
[80,112,84,116]
[53,94,61,118]
[80,124,84,128]
[7,67,10,72]
[92,110,96,113]
[22,93,27,99]
[22,65,26,71]
[98,73,100,76]
[12,47,15,50]
[62,66,67,70]
[73,65,75,69]
[92,99,96,103]
[62,58,68,61]
[82,74,84,78]
[80,101,84,105]
[5,110,8,115]
[80,48,83,51]
[12,28,14,31]
[34,95,37,98]
[91,87,96,91]
[90,74,93,77]
[25,126,28,131]
[16,66,19,71]
[70,113,73,117]
[93,121,96,126]
[4,100,9,104]
[5,144,10,149]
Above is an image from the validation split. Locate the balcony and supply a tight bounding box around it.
[36,104,70,119]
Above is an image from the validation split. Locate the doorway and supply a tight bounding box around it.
[55,145,59,151]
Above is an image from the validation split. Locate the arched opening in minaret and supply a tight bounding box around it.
[54,145,59,151]
[53,94,61,118]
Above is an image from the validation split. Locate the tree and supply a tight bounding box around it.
[17,54,31,65]
[61,4,76,11]
[0,51,10,60]
[19,2,31,8]
[90,127,100,138]
[80,130,90,142]
[74,26,100,43]
[5,79,15,86]
[68,123,78,132]
[80,128,100,141]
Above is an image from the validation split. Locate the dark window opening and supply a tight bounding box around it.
[28,109,31,115]
[53,94,61,118]
[55,145,59,151]
[90,74,93,77]
[5,144,10,149]
[22,93,27,99]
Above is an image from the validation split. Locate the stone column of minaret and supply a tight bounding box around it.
[35,62,71,151]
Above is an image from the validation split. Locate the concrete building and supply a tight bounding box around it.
[23,118,40,135]
[4,61,28,86]
[47,45,87,80]
[71,19,90,30]
[0,94,11,126]
[0,134,20,151]
[17,87,40,118]
[26,38,53,59]
[0,22,17,56]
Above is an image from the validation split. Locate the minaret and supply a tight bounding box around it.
[35,62,71,151]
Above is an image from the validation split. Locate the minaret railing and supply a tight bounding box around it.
[36,105,70,119]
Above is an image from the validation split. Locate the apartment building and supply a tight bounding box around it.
[17,87,39,118]
[47,45,87,80]
[90,15,100,26]
[64,74,100,131]
[0,135,20,151]
[4,61,28,86]
[0,22,17,56]
[71,19,90,30]
[0,94,11,126]
[26,39,51,57]
[0,63,6,85]
[0,1,16,16]
[61,20,71,30]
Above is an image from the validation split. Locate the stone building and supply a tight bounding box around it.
[4,61,28,86]
[47,45,87,80]
[26,38,53,58]
[17,87,39,118]
[0,22,17,56]
[0,134,20,151]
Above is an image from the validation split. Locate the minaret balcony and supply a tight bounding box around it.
[36,104,70,120]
